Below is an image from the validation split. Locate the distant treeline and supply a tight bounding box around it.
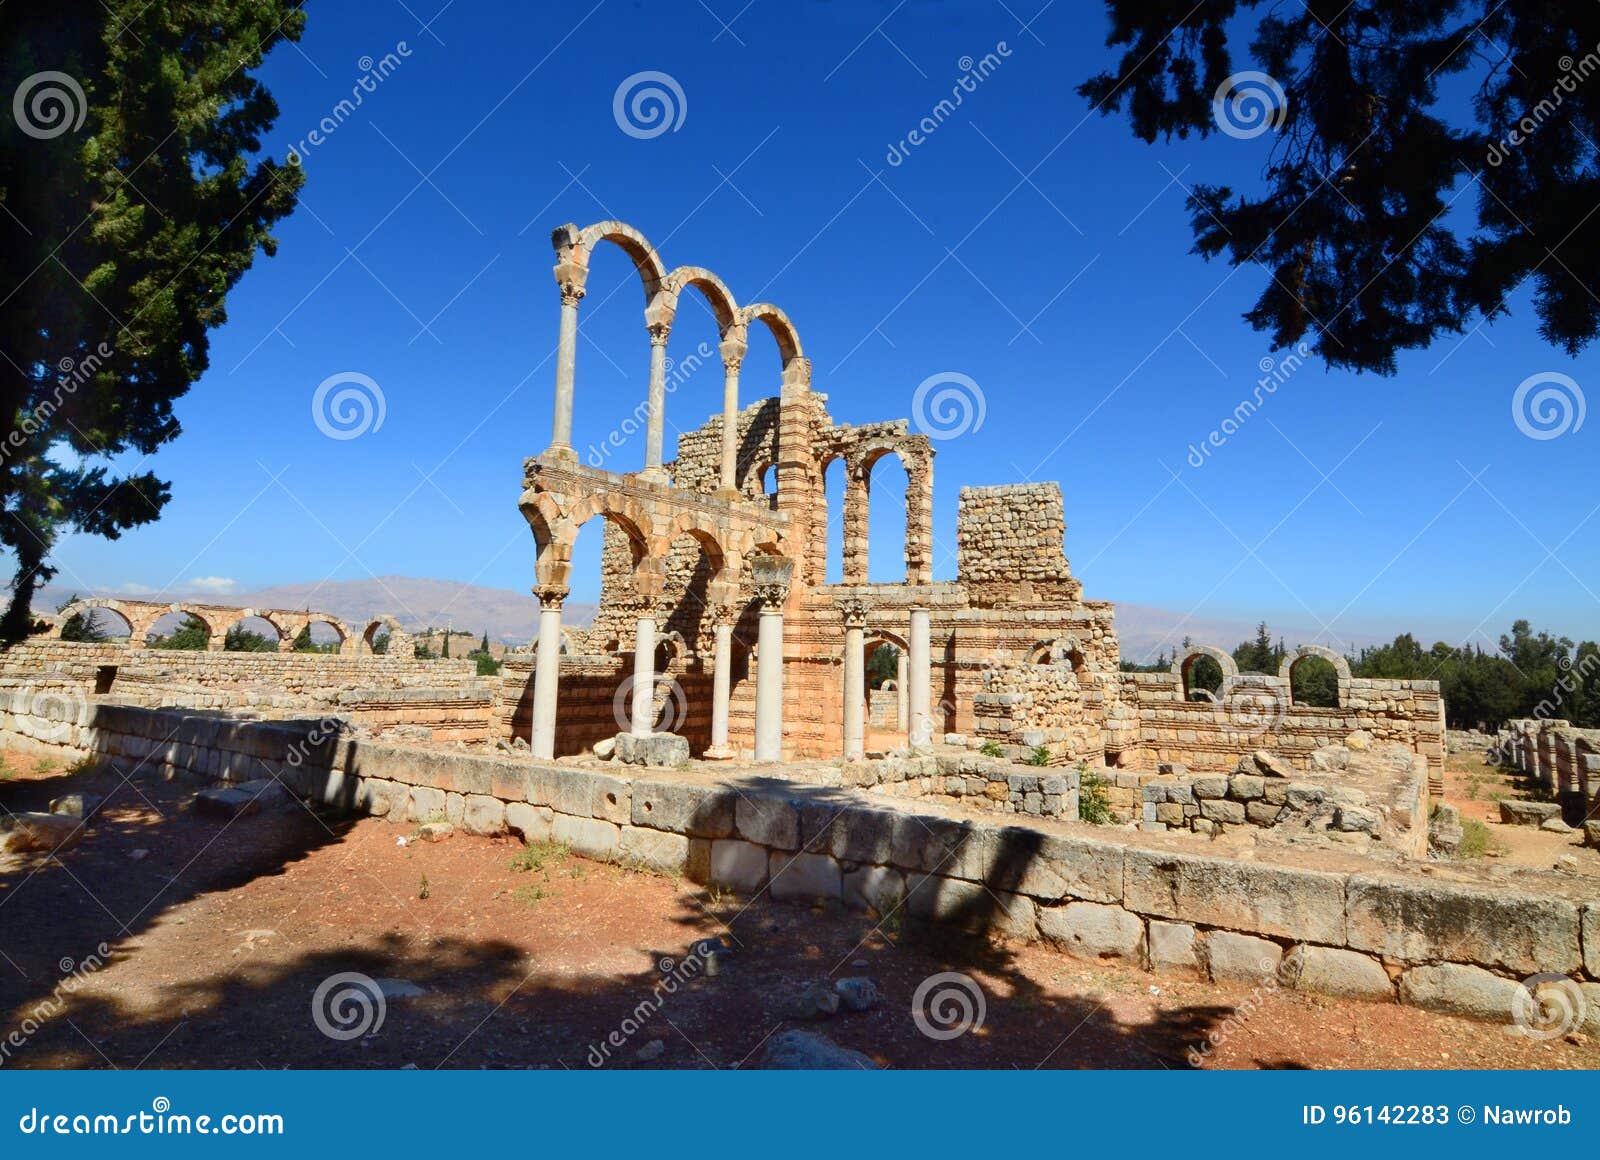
[1123,620,1598,731]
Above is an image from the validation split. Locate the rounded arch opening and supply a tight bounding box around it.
[148,610,213,651]
[1288,654,1341,707]
[59,602,133,643]
[225,615,284,653]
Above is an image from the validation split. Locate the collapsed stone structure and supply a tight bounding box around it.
[511,220,1447,779]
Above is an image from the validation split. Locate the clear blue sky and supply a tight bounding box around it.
[43,0,1600,650]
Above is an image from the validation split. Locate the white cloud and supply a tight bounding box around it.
[187,576,238,596]
[118,582,159,596]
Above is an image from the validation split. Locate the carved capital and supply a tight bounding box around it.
[837,597,872,629]
[706,601,740,628]
[749,554,794,610]
[719,336,748,373]
[648,321,672,347]
[533,585,569,610]
[553,260,587,305]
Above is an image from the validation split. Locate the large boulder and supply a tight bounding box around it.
[0,812,84,855]
[1499,800,1561,826]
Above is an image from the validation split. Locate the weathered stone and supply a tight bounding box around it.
[407,784,447,822]
[736,795,799,850]
[1346,875,1580,975]
[417,820,453,842]
[48,792,103,819]
[631,779,734,838]
[1499,800,1561,826]
[460,794,505,836]
[614,731,689,767]
[505,802,554,845]
[768,851,843,902]
[0,812,83,855]
[1205,931,1282,985]
[618,825,689,873]
[834,977,879,1012]
[1293,946,1393,1001]
[1199,799,1245,824]
[194,779,288,819]
[1228,774,1264,801]
[1147,920,1201,977]
[550,814,619,861]
[1123,848,1347,944]
[1333,805,1382,834]
[1245,801,1285,826]
[905,874,1036,938]
[1398,963,1520,1022]
[1192,776,1228,800]
[757,1030,877,1069]
[1540,816,1574,834]
[785,982,840,1020]
[708,839,768,893]
[1037,902,1144,963]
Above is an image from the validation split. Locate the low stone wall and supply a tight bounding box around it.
[842,749,1081,820]
[4,691,1591,1030]
[1126,672,1446,774]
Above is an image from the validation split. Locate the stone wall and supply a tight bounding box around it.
[956,483,1082,603]
[1125,671,1446,774]
[6,692,1590,1029]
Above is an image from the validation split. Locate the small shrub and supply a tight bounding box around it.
[1026,745,1051,767]
[508,840,568,874]
[1078,765,1114,825]
[418,872,430,900]
[1458,819,1499,858]
[475,654,502,677]
[979,741,1004,758]
[514,884,546,907]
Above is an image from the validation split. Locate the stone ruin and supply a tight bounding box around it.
[5,219,1596,1033]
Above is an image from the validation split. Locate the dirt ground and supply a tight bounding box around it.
[0,750,1595,1070]
[1439,743,1597,873]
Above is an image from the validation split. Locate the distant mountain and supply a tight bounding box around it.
[1110,602,1391,665]
[35,578,596,646]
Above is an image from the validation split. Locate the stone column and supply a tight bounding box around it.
[842,459,870,584]
[908,606,932,750]
[716,332,747,497]
[530,586,567,759]
[705,604,736,760]
[630,613,657,737]
[905,456,933,584]
[547,267,586,463]
[896,653,908,731]
[840,598,871,761]
[751,556,794,763]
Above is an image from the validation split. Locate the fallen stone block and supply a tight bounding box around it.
[757,1030,877,1069]
[0,812,84,855]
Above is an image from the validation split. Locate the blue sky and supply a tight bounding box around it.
[41,0,1600,649]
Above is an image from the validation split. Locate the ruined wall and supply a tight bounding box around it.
[8,693,1590,1029]
[957,484,1082,604]
[1127,672,1446,773]
[1496,719,1599,815]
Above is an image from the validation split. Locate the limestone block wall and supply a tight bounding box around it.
[956,484,1082,603]
[7,693,1591,1030]
[1127,672,1445,773]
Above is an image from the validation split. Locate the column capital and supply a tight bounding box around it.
[838,597,872,628]
[648,321,672,347]
[553,260,587,305]
[706,601,741,628]
[749,554,794,610]
[719,336,748,370]
[533,584,570,609]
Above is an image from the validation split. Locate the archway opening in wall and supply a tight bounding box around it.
[566,241,657,474]
[148,610,211,650]
[864,638,905,750]
[363,621,393,655]
[823,456,847,583]
[225,616,283,652]
[292,619,345,654]
[866,452,908,583]
[62,605,132,643]
[1289,654,1340,707]
[758,464,779,510]
[661,291,725,473]
[1181,652,1224,701]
